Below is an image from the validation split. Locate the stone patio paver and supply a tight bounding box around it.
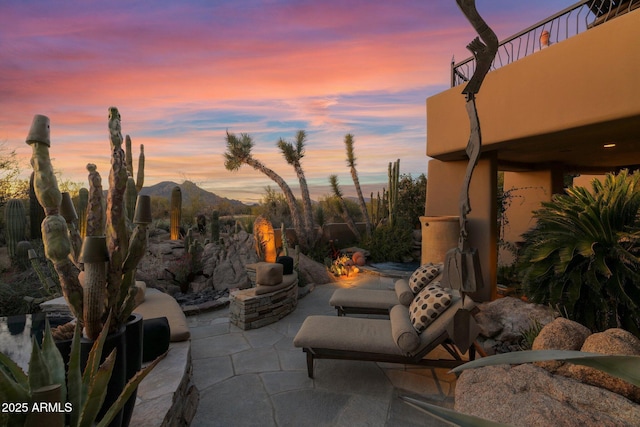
[189,275,460,426]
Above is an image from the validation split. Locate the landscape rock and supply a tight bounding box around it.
[532,317,591,372]
[202,230,258,290]
[455,363,640,427]
[135,238,187,290]
[296,251,334,286]
[566,328,640,403]
[475,297,557,353]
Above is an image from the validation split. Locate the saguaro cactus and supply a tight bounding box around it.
[4,198,27,261]
[170,186,182,240]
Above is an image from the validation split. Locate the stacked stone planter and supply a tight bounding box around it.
[230,262,298,330]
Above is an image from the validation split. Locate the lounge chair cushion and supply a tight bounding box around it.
[329,288,398,311]
[394,279,414,306]
[390,305,420,353]
[408,263,442,293]
[409,282,453,333]
[256,262,284,286]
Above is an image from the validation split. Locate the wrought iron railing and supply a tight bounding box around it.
[451,0,640,87]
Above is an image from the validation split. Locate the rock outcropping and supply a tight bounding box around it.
[455,317,640,426]
[455,363,640,427]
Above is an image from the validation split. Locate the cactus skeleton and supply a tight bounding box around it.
[27,108,150,340]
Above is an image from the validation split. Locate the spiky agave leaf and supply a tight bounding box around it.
[41,318,67,403]
[450,350,640,387]
[68,321,83,427]
[96,351,166,427]
[401,396,510,427]
[78,349,116,427]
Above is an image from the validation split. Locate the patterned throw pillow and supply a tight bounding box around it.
[408,263,442,294]
[409,282,453,333]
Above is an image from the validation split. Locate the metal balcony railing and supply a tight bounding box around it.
[451,0,640,87]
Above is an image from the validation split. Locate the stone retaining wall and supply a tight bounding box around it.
[229,278,299,330]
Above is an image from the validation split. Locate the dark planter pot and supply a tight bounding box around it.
[54,314,144,427]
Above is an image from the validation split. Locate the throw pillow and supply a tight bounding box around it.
[408,263,442,294]
[409,282,452,333]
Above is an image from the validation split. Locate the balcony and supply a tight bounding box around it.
[427,0,640,173]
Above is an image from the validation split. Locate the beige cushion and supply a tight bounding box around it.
[294,316,405,356]
[134,288,190,342]
[329,288,398,310]
[256,262,283,286]
[255,272,298,295]
[408,263,442,294]
[390,305,420,353]
[409,282,452,333]
[294,292,477,358]
[394,279,414,306]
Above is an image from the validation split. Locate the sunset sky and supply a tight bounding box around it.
[1,0,573,204]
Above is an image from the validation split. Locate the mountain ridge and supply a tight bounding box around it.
[139,180,248,208]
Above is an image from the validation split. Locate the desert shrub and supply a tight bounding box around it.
[362,223,413,263]
[519,170,640,337]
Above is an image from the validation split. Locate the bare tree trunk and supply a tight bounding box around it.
[293,162,316,249]
[246,158,308,252]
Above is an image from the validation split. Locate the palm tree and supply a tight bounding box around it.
[329,174,361,241]
[344,134,371,237]
[277,130,315,249]
[520,170,640,336]
[224,131,308,251]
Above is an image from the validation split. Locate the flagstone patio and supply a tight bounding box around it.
[187,275,460,426]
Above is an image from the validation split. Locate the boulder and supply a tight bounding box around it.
[532,317,592,372]
[566,328,640,403]
[455,363,640,427]
[297,251,334,285]
[475,297,557,352]
[204,230,258,290]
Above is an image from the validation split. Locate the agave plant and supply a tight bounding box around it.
[519,170,640,337]
[0,315,161,427]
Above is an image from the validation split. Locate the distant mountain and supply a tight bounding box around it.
[139,181,247,209]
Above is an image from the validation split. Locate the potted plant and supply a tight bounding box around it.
[0,316,161,427]
[25,108,152,426]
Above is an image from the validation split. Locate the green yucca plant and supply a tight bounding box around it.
[519,170,640,337]
[0,314,161,427]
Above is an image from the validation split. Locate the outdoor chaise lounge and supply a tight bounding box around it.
[329,277,416,316]
[293,288,478,378]
[329,263,443,316]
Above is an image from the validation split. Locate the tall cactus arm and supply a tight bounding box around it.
[125,134,134,177]
[136,144,145,193]
[125,176,137,223]
[86,164,104,237]
[105,107,130,317]
[27,115,83,321]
